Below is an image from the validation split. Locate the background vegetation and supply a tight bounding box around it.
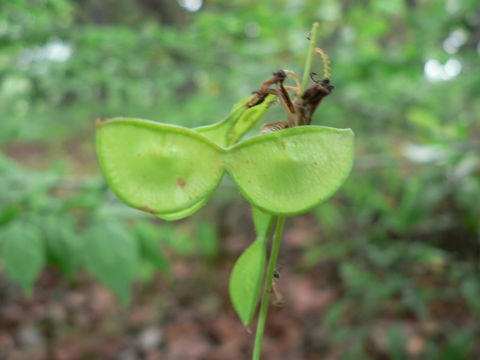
[1,0,479,359]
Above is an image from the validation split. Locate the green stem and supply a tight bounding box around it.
[252,216,286,360]
[300,22,320,94]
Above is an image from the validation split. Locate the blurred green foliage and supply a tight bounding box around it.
[1,0,480,358]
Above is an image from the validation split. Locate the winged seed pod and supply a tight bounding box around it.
[96,118,353,216]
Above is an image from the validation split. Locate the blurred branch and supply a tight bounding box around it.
[137,0,189,26]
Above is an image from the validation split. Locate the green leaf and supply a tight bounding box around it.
[134,222,170,273]
[252,206,273,241]
[227,96,274,145]
[228,207,272,325]
[225,126,355,215]
[196,95,274,147]
[1,223,45,295]
[43,216,82,278]
[84,222,139,305]
[229,239,266,326]
[195,98,249,147]
[164,225,196,256]
[0,206,19,227]
[96,118,224,215]
[197,221,219,258]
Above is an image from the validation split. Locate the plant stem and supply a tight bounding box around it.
[300,22,320,94]
[252,216,286,360]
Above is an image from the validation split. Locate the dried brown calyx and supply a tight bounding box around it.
[296,75,334,126]
[245,48,334,133]
[246,70,287,108]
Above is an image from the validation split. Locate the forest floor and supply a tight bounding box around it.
[1,210,479,360]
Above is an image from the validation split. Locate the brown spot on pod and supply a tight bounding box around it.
[177,177,186,189]
[136,206,157,214]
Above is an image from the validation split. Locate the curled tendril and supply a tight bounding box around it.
[282,69,301,92]
[314,48,331,80]
[309,71,320,83]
